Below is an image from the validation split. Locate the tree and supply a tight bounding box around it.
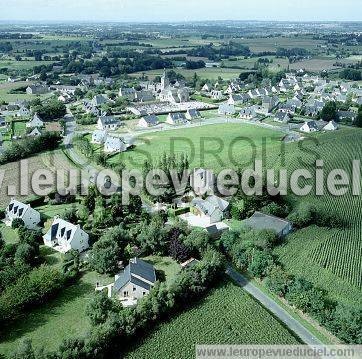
[169,238,191,263]
[248,250,274,278]
[86,292,119,326]
[355,106,362,128]
[14,243,36,266]
[11,218,24,229]
[320,101,337,121]
[264,265,291,297]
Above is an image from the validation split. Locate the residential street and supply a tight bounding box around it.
[226,266,324,346]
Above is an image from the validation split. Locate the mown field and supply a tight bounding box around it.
[125,281,300,359]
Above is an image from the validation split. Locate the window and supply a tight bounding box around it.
[142,292,146,296]
[133,287,136,291]
[123,291,128,297]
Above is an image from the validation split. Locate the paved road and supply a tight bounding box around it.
[226,266,323,346]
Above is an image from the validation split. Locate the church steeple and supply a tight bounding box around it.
[161,68,169,90]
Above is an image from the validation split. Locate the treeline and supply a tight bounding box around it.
[0,132,62,165]
[188,42,251,60]
[276,47,310,57]
[340,68,362,81]
[33,99,67,121]
[0,42,13,52]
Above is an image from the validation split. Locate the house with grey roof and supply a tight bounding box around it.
[26,113,44,128]
[26,84,48,95]
[274,111,291,123]
[96,258,156,306]
[97,116,122,131]
[119,87,136,100]
[166,112,188,125]
[185,109,201,120]
[91,130,108,144]
[218,103,235,116]
[92,94,109,107]
[300,121,319,133]
[191,195,229,224]
[242,211,292,237]
[43,217,89,253]
[138,114,159,128]
[104,136,128,153]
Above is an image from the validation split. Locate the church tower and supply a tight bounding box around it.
[161,68,170,90]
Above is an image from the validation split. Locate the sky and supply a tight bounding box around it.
[0,0,361,22]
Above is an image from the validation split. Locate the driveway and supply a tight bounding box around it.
[226,266,324,346]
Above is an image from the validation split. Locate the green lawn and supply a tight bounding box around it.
[0,270,111,357]
[0,224,19,244]
[142,255,180,285]
[109,123,283,169]
[125,281,300,359]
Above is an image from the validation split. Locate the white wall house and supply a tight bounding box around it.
[138,114,159,128]
[300,121,319,133]
[191,195,229,224]
[104,136,128,153]
[26,113,44,128]
[5,199,41,229]
[97,116,121,131]
[323,120,339,131]
[96,258,156,307]
[91,130,107,144]
[43,217,89,253]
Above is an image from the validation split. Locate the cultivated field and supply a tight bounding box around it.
[125,281,300,359]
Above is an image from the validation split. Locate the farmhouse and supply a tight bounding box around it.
[323,120,339,131]
[4,199,41,229]
[240,106,257,119]
[242,211,292,237]
[211,90,223,100]
[104,136,128,153]
[91,130,108,144]
[274,111,291,123]
[191,195,229,224]
[138,114,159,128]
[26,113,44,128]
[43,217,89,253]
[28,128,42,137]
[218,103,235,116]
[92,94,109,107]
[300,121,319,133]
[97,258,156,306]
[166,112,188,125]
[26,84,48,95]
[185,109,201,120]
[97,116,121,131]
[119,87,136,100]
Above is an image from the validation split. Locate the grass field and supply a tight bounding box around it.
[0,81,52,102]
[0,225,19,244]
[110,123,284,169]
[0,60,54,71]
[131,67,245,81]
[125,281,300,359]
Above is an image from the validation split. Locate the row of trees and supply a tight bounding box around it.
[0,132,62,165]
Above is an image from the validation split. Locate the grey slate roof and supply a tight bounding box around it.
[113,258,156,292]
[242,211,292,235]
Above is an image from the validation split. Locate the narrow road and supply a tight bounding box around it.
[226,266,323,346]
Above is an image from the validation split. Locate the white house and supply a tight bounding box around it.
[91,130,108,144]
[274,111,291,123]
[185,109,201,121]
[211,90,223,100]
[138,114,159,128]
[97,116,121,131]
[166,112,188,125]
[26,113,44,128]
[5,199,41,229]
[300,121,319,133]
[118,87,136,100]
[323,120,339,131]
[28,128,42,137]
[218,103,235,116]
[43,217,89,253]
[191,195,229,224]
[96,258,156,306]
[104,136,128,153]
[202,83,211,92]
